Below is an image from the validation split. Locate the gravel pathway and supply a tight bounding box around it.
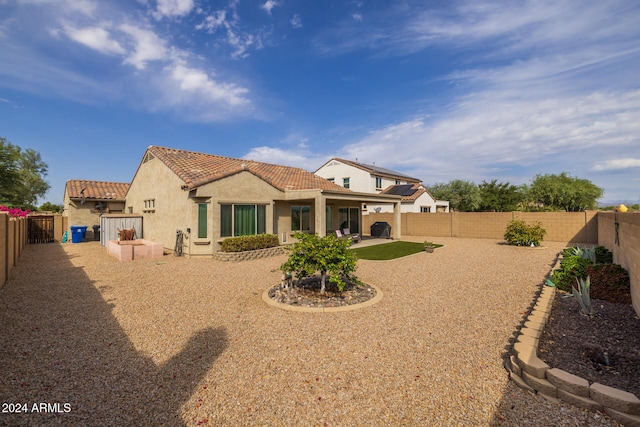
[0,238,623,426]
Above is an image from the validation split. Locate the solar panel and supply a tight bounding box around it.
[384,184,416,197]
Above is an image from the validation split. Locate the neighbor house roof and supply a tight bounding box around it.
[65,180,130,200]
[379,183,433,202]
[147,146,351,192]
[317,158,421,182]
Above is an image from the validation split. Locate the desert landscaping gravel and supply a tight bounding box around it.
[0,237,624,426]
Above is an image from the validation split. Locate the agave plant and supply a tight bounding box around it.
[565,246,596,263]
[572,276,593,316]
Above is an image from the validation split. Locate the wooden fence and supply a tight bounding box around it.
[28,215,55,243]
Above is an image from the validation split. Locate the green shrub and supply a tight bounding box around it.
[594,246,613,264]
[551,255,592,291]
[503,219,547,246]
[221,234,280,252]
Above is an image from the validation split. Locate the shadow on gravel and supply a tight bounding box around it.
[0,243,227,426]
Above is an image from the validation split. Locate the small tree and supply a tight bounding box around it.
[281,233,358,294]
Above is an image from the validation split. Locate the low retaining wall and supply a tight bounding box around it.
[213,246,284,262]
[107,239,164,262]
[507,284,640,426]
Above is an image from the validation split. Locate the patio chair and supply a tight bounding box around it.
[342,228,360,243]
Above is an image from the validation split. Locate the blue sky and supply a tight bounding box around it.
[1,0,639,205]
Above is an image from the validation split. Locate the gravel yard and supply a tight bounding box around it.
[0,238,623,426]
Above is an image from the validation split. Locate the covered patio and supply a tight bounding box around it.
[275,188,403,243]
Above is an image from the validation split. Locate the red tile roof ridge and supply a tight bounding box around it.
[148,146,350,192]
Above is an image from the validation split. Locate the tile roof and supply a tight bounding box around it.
[65,180,130,200]
[147,146,351,192]
[319,158,420,182]
[379,183,431,202]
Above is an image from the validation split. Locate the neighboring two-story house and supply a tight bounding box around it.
[314,158,449,214]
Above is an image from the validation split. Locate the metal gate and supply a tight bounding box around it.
[28,216,55,243]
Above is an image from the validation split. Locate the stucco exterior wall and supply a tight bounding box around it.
[64,191,125,240]
[367,192,440,214]
[316,160,372,191]
[125,155,190,252]
[193,171,284,255]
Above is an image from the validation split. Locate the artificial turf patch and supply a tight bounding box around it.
[350,241,441,260]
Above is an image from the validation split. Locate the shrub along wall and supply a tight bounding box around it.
[1,213,28,289]
[598,212,640,315]
[363,211,598,243]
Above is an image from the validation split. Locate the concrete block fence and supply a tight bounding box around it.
[0,213,27,289]
[507,283,640,426]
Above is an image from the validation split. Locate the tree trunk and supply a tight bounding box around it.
[320,271,327,294]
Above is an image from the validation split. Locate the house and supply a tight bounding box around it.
[314,158,449,213]
[63,180,130,240]
[125,146,403,256]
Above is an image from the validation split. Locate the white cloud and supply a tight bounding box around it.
[62,24,125,55]
[260,1,279,15]
[352,13,362,22]
[195,3,266,58]
[166,60,250,107]
[154,0,194,18]
[290,14,302,29]
[593,159,640,171]
[195,10,227,33]
[340,88,640,183]
[243,146,311,167]
[119,23,169,69]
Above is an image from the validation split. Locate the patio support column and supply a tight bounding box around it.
[315,194,326,237]
[393,200,401,239]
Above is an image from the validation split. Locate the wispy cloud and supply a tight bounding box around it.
[260,1,279,15]
[0,0,254,120]
[154,0,195,19]
[593,159,640,171]
[290,14,302,29]
[196,1,266,58]
[61,24,125,55]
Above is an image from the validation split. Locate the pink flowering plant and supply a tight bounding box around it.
[0,205,30,218]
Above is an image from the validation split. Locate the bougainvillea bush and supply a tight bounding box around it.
[0,205,30,218]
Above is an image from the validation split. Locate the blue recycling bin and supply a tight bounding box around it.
[70,226,88,243]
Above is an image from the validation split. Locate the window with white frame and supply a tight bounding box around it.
[375,176,382,189]
[343,177,350,189]
[420,206,431,213]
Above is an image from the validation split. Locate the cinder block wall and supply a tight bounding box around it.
[598,212,640,315]
[451,212,513,238]
[1,215,28,289]
[363,211,598,243]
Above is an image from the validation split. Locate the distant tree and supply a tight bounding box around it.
[478,180,526,212]
[38,202,63,213]
[427,180,481,212]
[528,172,603,212]
[0,137,49,209]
